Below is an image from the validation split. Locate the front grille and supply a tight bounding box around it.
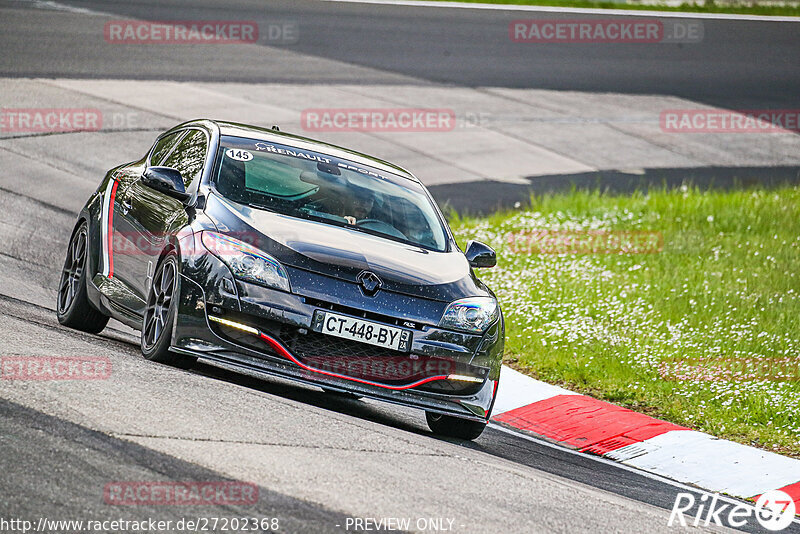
[279,327,403,361]
[208,309,484,395]
[278,327,470,386]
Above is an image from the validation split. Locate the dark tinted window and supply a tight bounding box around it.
[149,131,184,166]
[162,129,207,187]
[214,137,448,251]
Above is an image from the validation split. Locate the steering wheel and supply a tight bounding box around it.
[356,219,407,239]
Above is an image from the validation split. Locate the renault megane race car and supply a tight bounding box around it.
[56,120,504,440]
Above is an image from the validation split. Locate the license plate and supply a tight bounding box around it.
[311,311,412,352]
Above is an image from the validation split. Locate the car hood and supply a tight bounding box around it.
[204,192,489,302]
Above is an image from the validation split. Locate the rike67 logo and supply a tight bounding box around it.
[669,490,796,531]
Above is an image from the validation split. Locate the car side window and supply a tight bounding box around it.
[161,129,208,187]
[149,131,185,166]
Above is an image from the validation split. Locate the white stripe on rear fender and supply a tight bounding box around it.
[99,179,117,278]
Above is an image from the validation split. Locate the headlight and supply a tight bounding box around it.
[439,297,498,334]
[201,231,290,292]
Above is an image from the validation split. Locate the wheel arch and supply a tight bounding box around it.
[149,238,183,348]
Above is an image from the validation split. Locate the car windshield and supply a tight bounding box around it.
[212,136,449,252]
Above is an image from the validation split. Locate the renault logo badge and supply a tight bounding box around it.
[357,271,382,296]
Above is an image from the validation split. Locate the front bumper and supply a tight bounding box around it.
[173,252,503,422]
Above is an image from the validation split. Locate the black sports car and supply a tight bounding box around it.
[57,120,504,440]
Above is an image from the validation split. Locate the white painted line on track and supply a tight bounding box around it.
[322,0,800,22]
[492,365,578,415]
[490,363,800,505]
[623,430,800,498]
[488,423,800,527]
[17,0,112,17]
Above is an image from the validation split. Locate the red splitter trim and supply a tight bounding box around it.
[257,332,450,391]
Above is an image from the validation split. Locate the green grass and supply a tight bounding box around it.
[422,0,800,17]
[451,185,800,457]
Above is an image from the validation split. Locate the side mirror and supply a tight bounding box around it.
[465,240,496,268]
[143,166,191,203]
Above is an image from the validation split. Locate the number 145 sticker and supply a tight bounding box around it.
[225,149,253,162]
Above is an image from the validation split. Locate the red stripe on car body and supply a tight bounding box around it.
[107,180,119,278]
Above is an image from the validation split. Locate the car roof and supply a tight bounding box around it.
[179,119,420,183]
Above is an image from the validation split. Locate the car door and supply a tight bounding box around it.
[107,131,185,313]
[113,129,208,310]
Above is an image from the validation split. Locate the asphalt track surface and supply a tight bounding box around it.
[0,1,798,532]
[2,0,799,108]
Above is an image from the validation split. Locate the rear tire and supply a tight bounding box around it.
[56,221,109,334]
[141,251,195,369]
[426,412,486,440]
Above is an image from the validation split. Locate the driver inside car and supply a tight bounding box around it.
[344,191,375,225]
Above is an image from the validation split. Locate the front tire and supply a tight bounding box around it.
[56,221,109,334]
[141,251,195,369]
[426,412,486,440]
